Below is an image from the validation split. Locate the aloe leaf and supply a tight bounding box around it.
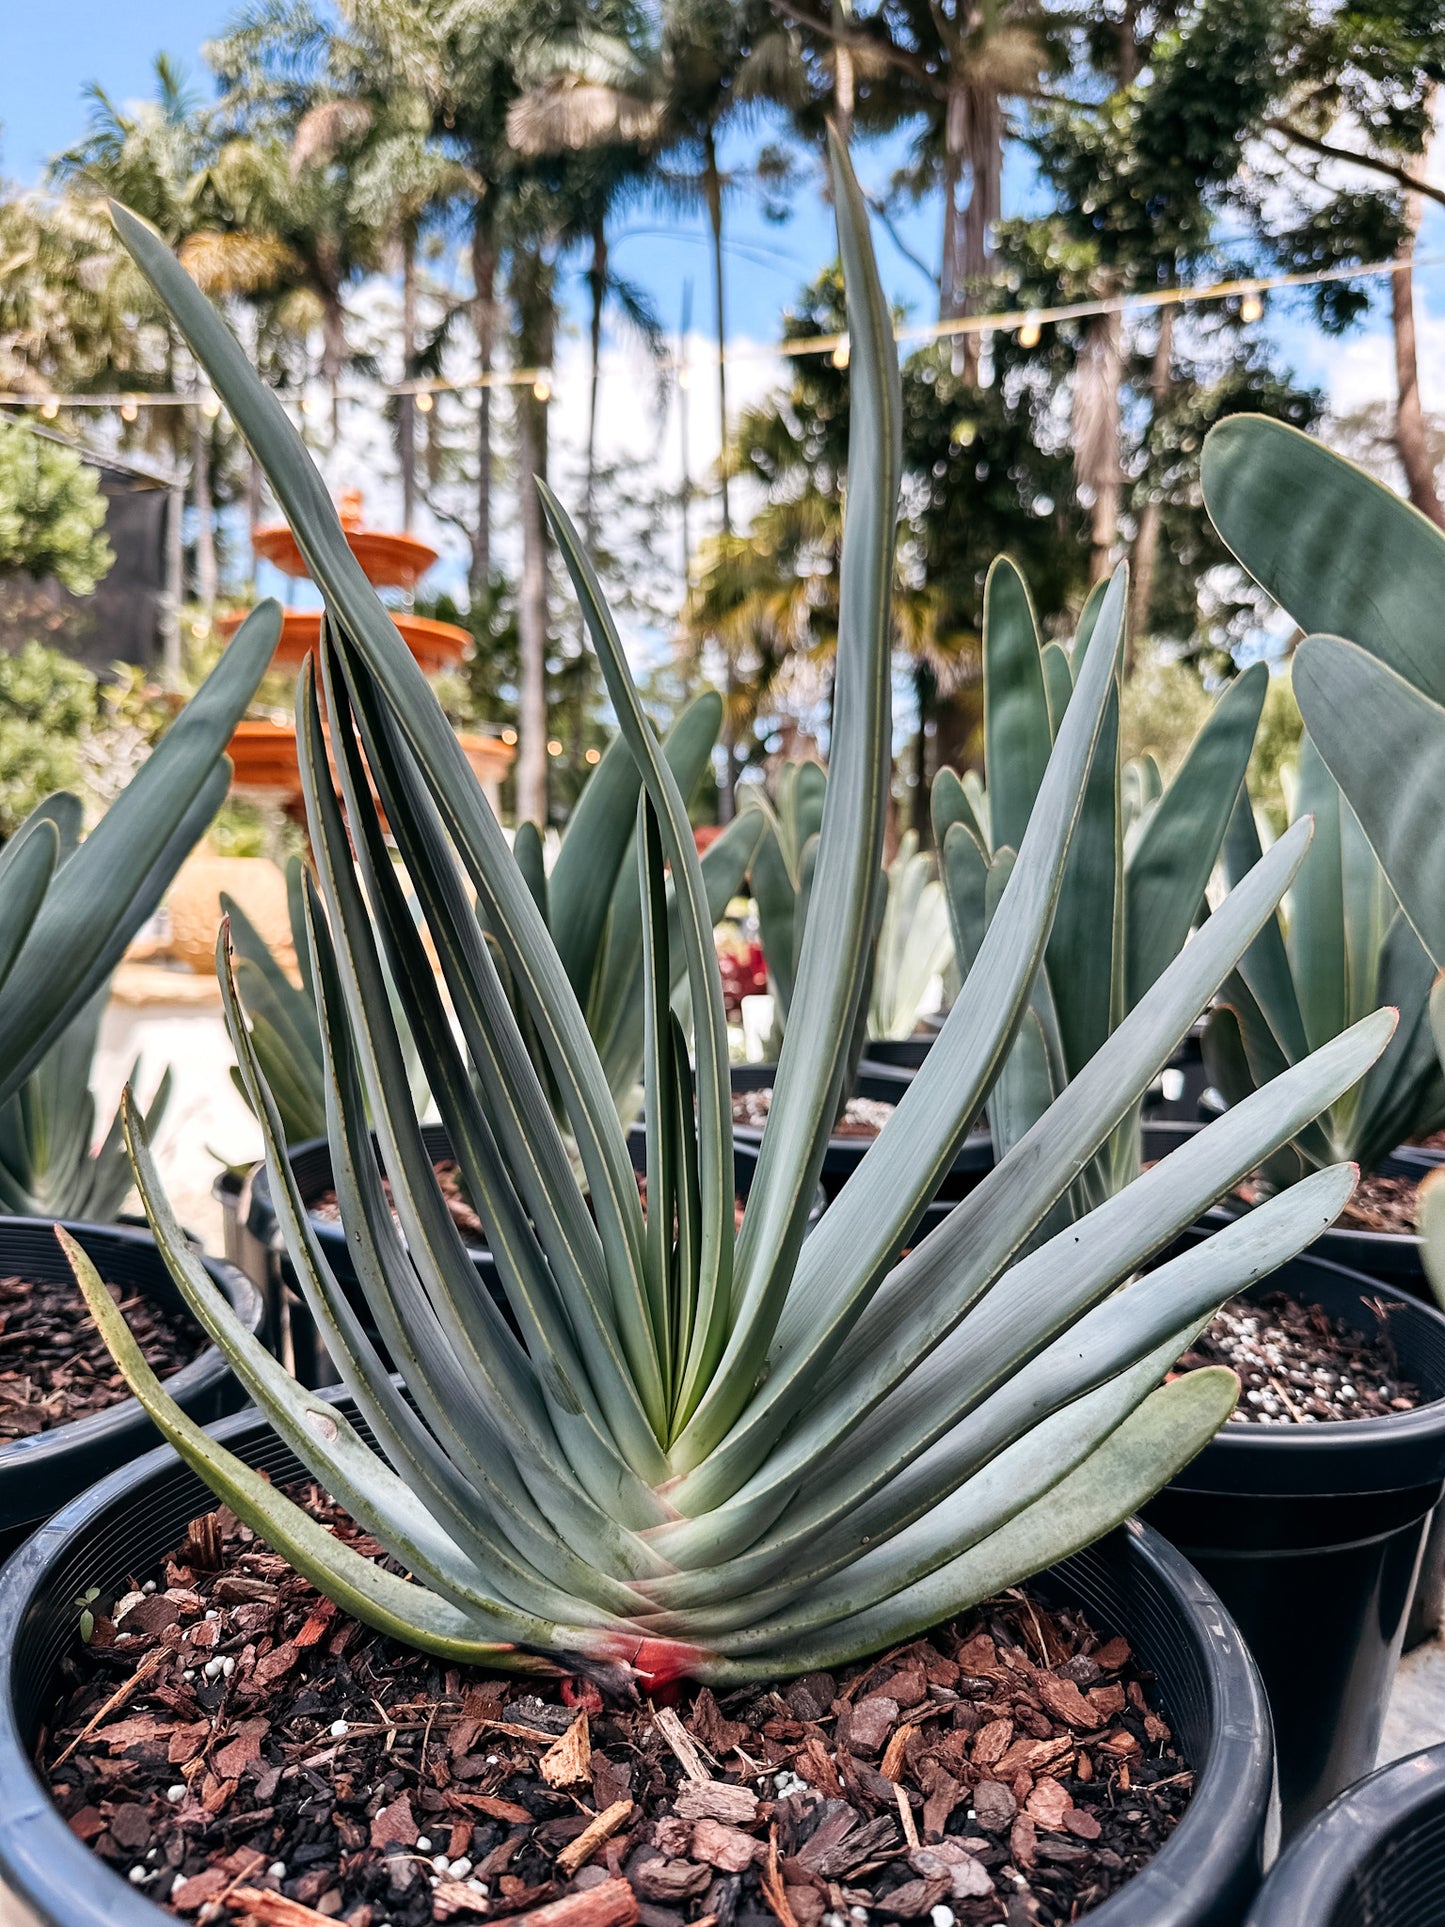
[1203,414,1445,707]
[1294,636,1445,970]
[1041,640,1074,736]
[665,1161,1354,1605]
[930,766,984,852]
[670,133,900,1466]
[670,571,1129,1503]
[0,599,277,1094]
[513,821,549,924]
[110,202,654,1402]
[59,1224,610,1667]
[983,557,1051,855]
[698,1371,1238,1680]
[538,489,733,1434]
[639,797,676,1381]
[1046,651,1121,1080]
[1220,790,1309,1061]
[553,690,721,1009]
[0,816,58,1014]
[1125,662,1265,1006]
[941,819,988,970]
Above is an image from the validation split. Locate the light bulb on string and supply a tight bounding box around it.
[120,396,139,422]
[1240,292,1264,324]
[831,336,851,370]
[546,738,564,757]
[501,727,518,746]
[415,389,434,414]
[532,373,552,402]
[1017,313,1042,350]
[201,396,221,419]
[585,746,601,766]
[39,399,59,420]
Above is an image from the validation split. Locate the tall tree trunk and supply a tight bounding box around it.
[515,265,554,829]
[1393,136,1445,527]
[1078,296,1124,583]
[400,226,418,531]
[939,79,1001,384]
[190,408,217,608]
[320,283,345,440]
[912,661,934,843]
[470,225,498,594]
[586,220,607,548]
[1128,301,1174,656]
[705,125,739,820]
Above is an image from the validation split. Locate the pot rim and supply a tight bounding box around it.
[1168,1245,1445,1493]
[0,1216,259,1483]
[0,1396,1271,1927]
[1242,1737,1445,1925]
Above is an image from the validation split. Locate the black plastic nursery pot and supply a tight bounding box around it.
[1143,1246,1445,1841]
[0,1395,1275,1927]
[0,1217,261,1564]
[858,1028,937,1076]
[1241,1738,1445,1925]
[730,1061,994,1204]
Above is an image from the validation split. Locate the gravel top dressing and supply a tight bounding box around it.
[732,1090,896,1141]
[40,1491,1195,1927]
[1175,1291,1421,1425]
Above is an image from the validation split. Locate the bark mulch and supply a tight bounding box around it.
[1336,1171,1419,1237]
[40,1492,1195,1927]
[311,1165,485,1245]
[1175,1289,1421,1424]
[0,1273,203,1440]
[732,1091,896,1142]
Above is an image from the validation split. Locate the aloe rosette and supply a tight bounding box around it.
[69,140,1391,1689]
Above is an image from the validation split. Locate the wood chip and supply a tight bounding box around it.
[759,1829,799,1927]
[512,1877,639,1927]
[879,1722,917,1783]
[894,1781,920,1851]
[654,1705,711,1783]
[229,1886,337,1927]
[446,1791,534,1825]
[540,1712,592,1787]
[52,1648,164,1769]
[672,1781,759,1826]
[691,1817,762,1872]
[555,1799,633,1876]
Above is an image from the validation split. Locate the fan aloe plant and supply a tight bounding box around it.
[934,558,1267,1210]
[745,771,952,1048]
[1198,416,1445,1181]
[71,140,1390,1689]
[0,607,274,1110]
[0,985,169,1221]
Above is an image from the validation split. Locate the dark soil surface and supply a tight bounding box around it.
[1407,1128,1445,1155]
[311,1163,486,1244]
[1336,1171,1419,1236]
[41,1492,1195,1927]
[0,1274,204,1440]
[312,1169,752,1241]
[1174,1290,1421,1425]
[732,1089,896,1142]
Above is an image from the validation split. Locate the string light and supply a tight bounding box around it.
[501,727,518,746]
[1,249,1421,420]
[39,399,58,420]
[546,738,564,756]
[298,396,314,417]
[415,390,434,413]
[584,746,601,765]
[831,336,851,369]
[201,396,221,419]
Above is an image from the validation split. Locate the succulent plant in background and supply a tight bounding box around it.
[223,854,429,1148]
[508,691,761,1122]
[0,985,169,1221]
[1204,738,1445,1187]
[745,770,954,1050]
[72,142,1390,1688]
[934,557,1267,1211]
[1200,417,1445,1183]
[0,606,276,1112]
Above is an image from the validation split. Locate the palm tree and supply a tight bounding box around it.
[50,56,228,601]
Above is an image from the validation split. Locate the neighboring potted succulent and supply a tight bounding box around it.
[0,605,273,1553]
[3,143,1400,1927]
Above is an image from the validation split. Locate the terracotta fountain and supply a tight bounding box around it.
[220,492,512,808]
